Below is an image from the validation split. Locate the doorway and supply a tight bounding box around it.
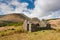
[27,24,29,31]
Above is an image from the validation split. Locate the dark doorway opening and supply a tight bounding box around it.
[27,24,29,31]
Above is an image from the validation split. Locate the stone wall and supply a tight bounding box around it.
[23,20,51,32]
[23,20,40,32]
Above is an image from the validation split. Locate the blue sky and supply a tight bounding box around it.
[18,0,35,9]
[0,0,35,9]
[0,0,60,19]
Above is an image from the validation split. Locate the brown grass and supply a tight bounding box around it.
[0,30,60,40]
[0,26,23,37]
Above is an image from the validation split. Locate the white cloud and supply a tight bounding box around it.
[29,0,60,19]
[0,0,60,19]
[0,0,28,14]
[0,3,12,14]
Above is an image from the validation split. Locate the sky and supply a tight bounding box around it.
[0,0,60,19]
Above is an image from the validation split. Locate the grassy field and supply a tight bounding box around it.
[0,21,60,40]
[0,30,60,40]
[0,26,23,37]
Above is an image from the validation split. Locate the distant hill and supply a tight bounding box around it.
[0,13,30,22]
[48,18,60,29]
[46,18,60,21]
[31,17,40,21]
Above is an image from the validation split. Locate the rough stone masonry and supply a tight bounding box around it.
[23,20,40,32]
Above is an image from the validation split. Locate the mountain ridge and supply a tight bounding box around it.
[0,13,30,22]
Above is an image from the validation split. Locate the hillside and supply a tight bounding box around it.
[0,13,30,22]
[0,13,30,27]
[48,18,60,29]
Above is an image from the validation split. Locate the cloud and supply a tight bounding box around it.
[29,0,60,19]
[0,0,28,14]
[0,0,60,19]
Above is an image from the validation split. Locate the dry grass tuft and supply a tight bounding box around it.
[0,30,60,40]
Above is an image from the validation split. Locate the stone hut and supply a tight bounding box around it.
[23,19,51,32]
[23,19,40,32]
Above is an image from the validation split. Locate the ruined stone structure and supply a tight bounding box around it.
[23,20,40,32]
[23,19,51,32]
[46,22,51,29]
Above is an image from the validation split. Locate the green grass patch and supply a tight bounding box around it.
[0,20,23,27]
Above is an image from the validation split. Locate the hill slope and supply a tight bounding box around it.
[0,13,30,22]
[48,18,60,29]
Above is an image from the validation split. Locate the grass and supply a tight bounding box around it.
[0,26,23,37]
[0,20,23,27]
[0,22,23,27]
[0,30,60,40]
[6,22,23,26]
[0,20,23,37]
